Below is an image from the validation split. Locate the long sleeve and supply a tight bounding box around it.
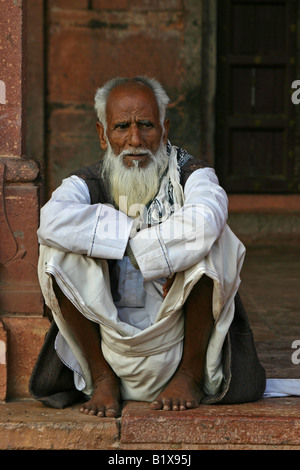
[37,175,133,260]
[129,168,228,280]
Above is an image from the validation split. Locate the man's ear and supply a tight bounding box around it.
[96,122,108,150]
[163,118,170,144]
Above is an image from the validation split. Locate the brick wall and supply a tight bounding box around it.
[44,0,204,193]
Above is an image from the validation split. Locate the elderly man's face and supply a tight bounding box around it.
[97,83,169,169]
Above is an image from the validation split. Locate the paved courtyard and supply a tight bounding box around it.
[240,244,300,380]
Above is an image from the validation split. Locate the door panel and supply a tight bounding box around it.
[216,0,298,193]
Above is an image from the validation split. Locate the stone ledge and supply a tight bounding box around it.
[0,398,300,450]
[0,400,119,450]
[0,157,40,183]
[121,399,300,450]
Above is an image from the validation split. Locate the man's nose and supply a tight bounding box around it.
[128,124,143,147]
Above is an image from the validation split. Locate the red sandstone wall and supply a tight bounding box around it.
[0,0,49,400]
[45,0,203,193]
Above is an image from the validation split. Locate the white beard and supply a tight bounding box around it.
[101,142,169,216]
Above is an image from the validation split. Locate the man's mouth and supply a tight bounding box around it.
[121,151,152,169]
[123,150,150,157]
[126,154,148,158]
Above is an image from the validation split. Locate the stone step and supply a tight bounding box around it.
[1,398,300,451]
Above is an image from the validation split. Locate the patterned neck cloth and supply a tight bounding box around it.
[146,141,192,226]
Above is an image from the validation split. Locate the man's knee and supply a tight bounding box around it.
[193,274,214,296]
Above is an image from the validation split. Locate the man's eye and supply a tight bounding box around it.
[140,121,153,128]
[115,123,128,130]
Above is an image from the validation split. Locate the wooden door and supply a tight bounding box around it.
[216,0,299,193]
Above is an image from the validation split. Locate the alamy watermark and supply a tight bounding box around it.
[98,199,206,251]
[291,80,300,104]
[291,340,300,365]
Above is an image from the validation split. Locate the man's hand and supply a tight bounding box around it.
[163,275,176,298]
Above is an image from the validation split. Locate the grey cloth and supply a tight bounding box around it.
[29,321,85,409]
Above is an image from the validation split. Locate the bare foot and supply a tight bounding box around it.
[80,373,121,417]
[150,368,204,411]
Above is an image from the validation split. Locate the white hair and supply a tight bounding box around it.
[94,76,170,129]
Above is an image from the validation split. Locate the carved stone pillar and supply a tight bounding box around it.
[0,0,48,400]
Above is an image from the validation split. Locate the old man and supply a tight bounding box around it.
[33,76,265,417]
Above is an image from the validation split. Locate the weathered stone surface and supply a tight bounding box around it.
[0,322,7,401]
[0,0,25,157]
[49,0,89,8]
[0,183,42,314]
[121,399,300,448]
[45,4,202,193]
[0,401,119,450]
[47,10,184,104]
[92,0,129,9]
[1,317,49,399]
[0,157,40,183]
[130,0,182,9]
[26,0,45,164]
[1,398,300,450]
[0,163,17,265]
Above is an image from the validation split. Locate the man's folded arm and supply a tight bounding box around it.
[129,168,228,280]
[37,176,133,260]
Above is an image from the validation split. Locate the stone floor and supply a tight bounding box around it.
[0,244,300,451]
[240,244,300,379]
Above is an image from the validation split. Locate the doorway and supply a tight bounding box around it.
[216,0,299,193]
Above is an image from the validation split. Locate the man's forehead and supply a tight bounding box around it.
[106,81,159,114]
[110,80,154,96]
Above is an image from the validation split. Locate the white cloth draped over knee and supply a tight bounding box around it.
[38,222,245,402]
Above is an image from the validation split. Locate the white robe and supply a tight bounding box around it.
[37,164,299,400]
[37,166,247,401]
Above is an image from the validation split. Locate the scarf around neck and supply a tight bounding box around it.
[146,141,192,226]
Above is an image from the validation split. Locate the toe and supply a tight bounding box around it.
[172,399,180,411]
[88,405,99,416]
[162,398,172,411]
[186,400,198,409]
[96,406,106,417]
[179,401,187,411]
[150,400,163,410]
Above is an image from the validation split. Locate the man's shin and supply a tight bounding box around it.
[179,274,214,382]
